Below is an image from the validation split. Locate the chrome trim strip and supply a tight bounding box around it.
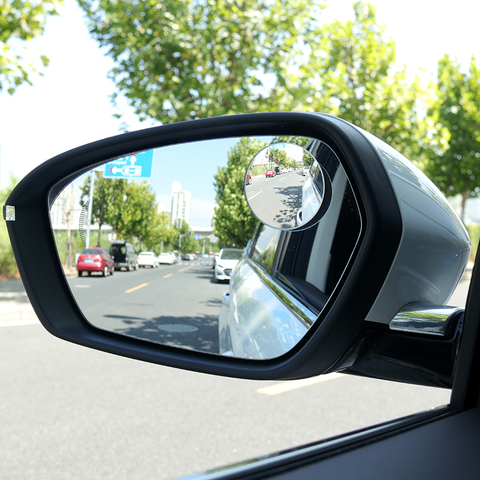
[389,303,464,336]
[245,258,318,328]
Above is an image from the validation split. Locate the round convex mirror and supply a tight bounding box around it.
[244,143,332,231]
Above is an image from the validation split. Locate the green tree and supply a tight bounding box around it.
[0,175,18,276]
[214,137,266,247]
[268,147,288,168]
[297,1,430,159]
[142,211,176,252]
[79,172,127,246]
[0,0,61,94]
[176,220,199,256]
[424,55,480,221]
[113,180,158,244]
[77,0,323,124]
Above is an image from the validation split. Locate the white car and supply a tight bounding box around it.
[137,251,159,268]
[214,247,244,282]
[158,252,177,265]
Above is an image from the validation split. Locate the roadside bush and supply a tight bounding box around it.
[466,223,480,262]
[53,230,112,267]
[0,176,19,278]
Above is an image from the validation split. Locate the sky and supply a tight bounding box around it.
[1,0,479,224]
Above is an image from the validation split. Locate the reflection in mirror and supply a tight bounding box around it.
[50,136,361,360]
[245,143,332,231]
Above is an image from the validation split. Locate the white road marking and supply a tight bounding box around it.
[1,319,39,328]
[257,373,344,395]
[248,191,262,200]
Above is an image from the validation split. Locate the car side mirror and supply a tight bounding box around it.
[244,143,332,231]
[3,112,470,388]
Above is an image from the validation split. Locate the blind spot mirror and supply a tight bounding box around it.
[245,143,333,231]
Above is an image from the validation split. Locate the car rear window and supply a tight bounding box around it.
[220,249,244,260]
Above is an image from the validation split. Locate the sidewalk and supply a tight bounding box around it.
[0,279,38,325]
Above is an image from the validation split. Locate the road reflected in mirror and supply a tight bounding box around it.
[245,143,332,230]
[50,136,361,360]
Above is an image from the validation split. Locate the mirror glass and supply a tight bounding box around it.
[51,135,361,360]
[245,143,332,230]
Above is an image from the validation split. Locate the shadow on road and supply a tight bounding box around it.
[271,184,302,228]
[100,312,219,354]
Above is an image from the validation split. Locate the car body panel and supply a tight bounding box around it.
[137,251,159,268]
[76,248,114,276]
[362,132,471,324]
[109,241,138,271]
[219,258,312,359]
[214,247,244,282]
[158,252,177,264]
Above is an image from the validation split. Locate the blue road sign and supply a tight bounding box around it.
[104,150,154,178]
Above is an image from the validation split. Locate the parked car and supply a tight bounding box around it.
[213,247,244,282]
[265,169,275,177]
[274,166,282,175]
[137,251,159,268]
[76,247,114,277]
[5,112,480,480]
[245,172,252,185]
[108,241,138,271]
[158,252,177,265]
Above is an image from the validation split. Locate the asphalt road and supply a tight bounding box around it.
[0,271,470,480]
[68,258,225,353]
[246,170,304,229]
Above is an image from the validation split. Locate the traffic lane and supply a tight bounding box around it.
[68,261,227,354]
[247,171,304,228]
[0,322,451,480]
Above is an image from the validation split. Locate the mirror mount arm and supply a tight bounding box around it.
[330,306,465,389]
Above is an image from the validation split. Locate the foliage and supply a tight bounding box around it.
[141,211,176,252]
[0,0,61,94]
[79,172,181,252]
[268,147,288,168]
[424,55,480,221]
[176,219,199,255]
[113,180,158,243]
[77,0,324,124]
[54,230,95,265]
[466,223,480,262]
[214,137,265,247]
[296,1,432,160]
[80,172,127,246]
[0,175,19,276]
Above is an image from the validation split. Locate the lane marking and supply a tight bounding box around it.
[164,273,173,278]
[0,291,27,298]
[179,265,194,272]
[257,373,344,396]
[1,319,39,328]
[125,283,148,294]
[249,191,262,200]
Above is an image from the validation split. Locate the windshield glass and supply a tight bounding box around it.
[220,249,243,260]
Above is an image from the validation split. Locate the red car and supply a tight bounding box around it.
[76,247,114,277]
[265,169,275,177]
[245,173,252,185]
